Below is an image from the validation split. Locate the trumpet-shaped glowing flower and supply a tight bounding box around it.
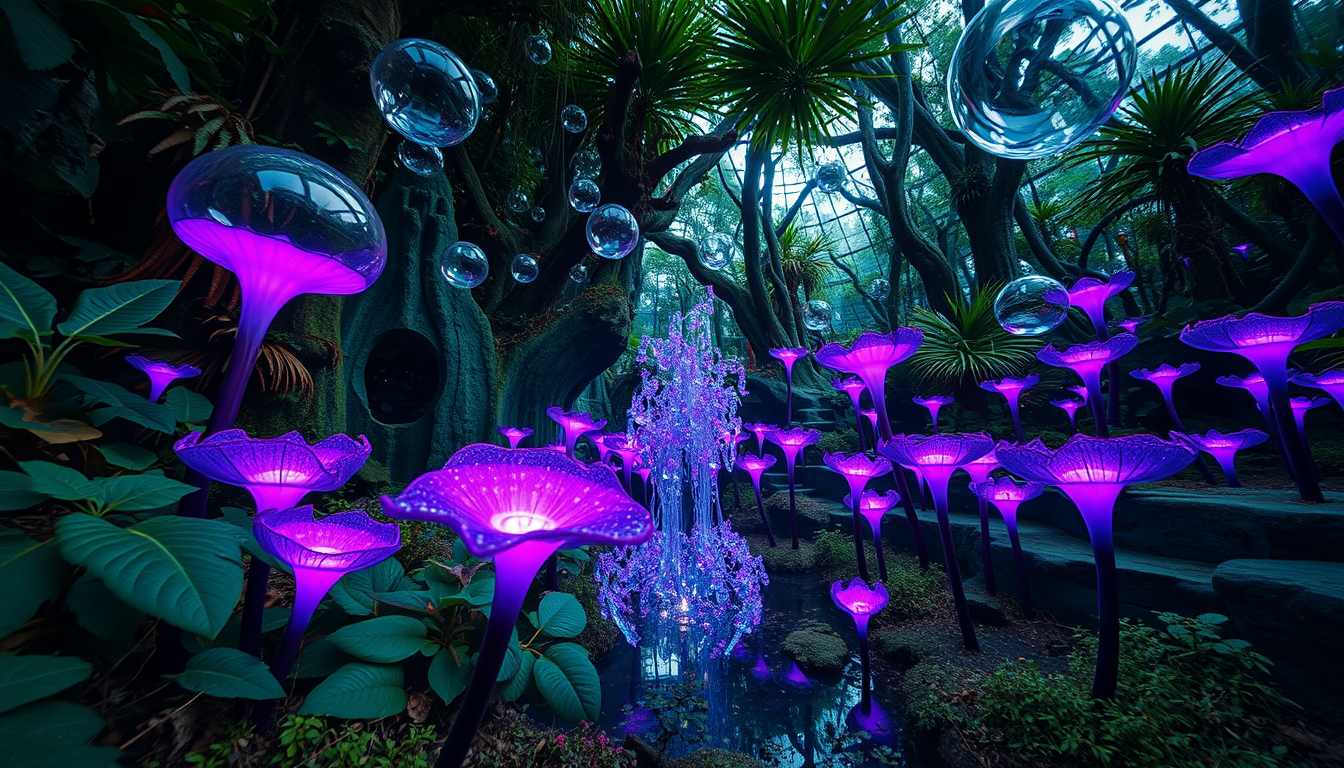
[1292,370,1344,413]
[815,329,923,441]
[1175,429,1268,488]
[546,407,606,458]
[1051,398,1086,431]
[980,376,1038,443]
[1037,334,1138,437]
[913,395,954,434]
[1067,272,1134,337]
[125,354,200,402]
[174,429,371,512]
[498,426,533,449]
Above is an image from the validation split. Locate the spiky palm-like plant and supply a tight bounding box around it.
[908,287,1041,394]
[778,223,836,300]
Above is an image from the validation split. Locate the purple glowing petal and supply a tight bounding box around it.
[545,407,606,435]
[833,377,868,396]
[1051,398,1085,413]
[1187,86,1344,186]
[1180,304,1344,362]
[913,395,955,407]
[1037,334,1139,374]
[843,489,901,516]
[1066,272,1134,318]
[765,426,821,448]
[995,433,1196,486]
[769,347,809,374]
[1175,428,1269,453]
[830,577,890,617]
[979,374,1039,395]
[125,354,201,401]
[1129,362,1200,388]
[1291,396,1331,415]
[1116,317,1149,335]
[970,476,1044,503]
[1068,385,1090,403]
[877,432,995,470]
[254,506,400,574]
[380,444,653,557]
[822,451,892,478]
[815,329,923,382]
[734,452,777,477]
[174,429,371,504]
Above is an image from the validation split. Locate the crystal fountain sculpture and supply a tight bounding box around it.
[768,347,810,426]
[125,355,199,403]
[970,477,1043,618]
[383,445,652,768]
[1036,334,1138,438]
[167,145,385,518]
[997,434,1196,698]
[979,375,1038,443]
[823,452,893,581]
[1181,303,1344,501]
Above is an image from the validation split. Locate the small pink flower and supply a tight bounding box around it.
[556,734,566,745]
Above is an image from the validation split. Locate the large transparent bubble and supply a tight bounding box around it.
[569,263,588,283]
[506,188,528,213]
[562,105,588,133]
[946,0,1136,160]
[530,206,546,223]
[371,39,481,147]
[526,33,552,65]
[511,253,539,283]
[439,241,489,289]
[803,299,834,331]
[868,277,891,301]
[471,69,498,105]
[568,179,601,212]
[397,140,442,176]
[586,204,639,260]
[699,233,734,271]
[994,274,1070,335]
[815,161,848,193]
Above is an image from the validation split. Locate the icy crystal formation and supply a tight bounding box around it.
[596,289,766,658]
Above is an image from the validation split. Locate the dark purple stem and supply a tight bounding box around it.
[238,561,271,657]
[931,481,978,651]
[1211,453,1242,488]
[752,477,775,547]
[1088,531,1119,700]
[977,497,996,594]
[857,623,872,710]
[1263,367,1324,502]
[847,478,871,582]
[1083,371,1108,439]
[1004,517,1034,619]
[784,369,794,428]
[892,468,929,568]
[1006,395,1024,444]
[254,569,341,729]
[1161,393,1219,485]
[786,453,799,550]
[870,523,888,582]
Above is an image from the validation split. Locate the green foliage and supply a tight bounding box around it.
[814,428,860,457]
[0,655,92,713]
[908,286,1040,393]
[813,528,855,570]
[0,699,121,768]
[962,614,1298,767]
[177,648,286,700]
[299,663,408,720]
[714,0,915,150]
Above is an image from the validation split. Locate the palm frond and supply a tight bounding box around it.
[908,286,1040,390]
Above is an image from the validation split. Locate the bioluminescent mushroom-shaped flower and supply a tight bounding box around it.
[1115,316,1149,335]
[498,426,533,449]
[1067,272,1135,340]
[765,427,820,549]
[996,434,1196,699]
[860,408,881,442]
[253,506,399,697]
[1187,86,1344,246]
[823,452,893,581]
[382,444,653,768]
[742,422,771,456]
[1181,303,1344,501]
[1129,363,1217,486]
[588,433,618,464]
[913,395,955,435]
[979,375,1038,444]
[125,354,200,402]
[736,453,779,547]
[1232,243,1253,260]
[1068,384,1089,403]
[605,434,645,493]
[831,578,889,711]
[1037,334,1138,438]
[1293,370,1344,414]
[1175,429,1268,488]
[844,489,901,580]
[834,378,870,449]
[546,407,606,459]
[174,428,371,656]
[1050,398,1086,432]
[963,447,1001,594]
[1291,396,1330,477]
[1216,372,1280,443]
[769,347,810,426]
[168,146,385,520]
[970,477,1043,618]
[879,432,995,651]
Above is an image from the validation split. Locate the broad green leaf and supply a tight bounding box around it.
[0,259,56,341]
[329,559,415,616]
[295,638,353,679]
[0,0,75,70]
[496,630,521,681]
[0,700,120,768]
[366,590,434,612]
[0,470,45,510]
[0,407,101,444]
[440,574,494,608]
[427,647,470,704]
[219,507,283,572]
[497,650,534,702]
[61,374,175,434]
[0,533,66,639]
[535,592,587,639]
[55,279,179,340]
[55,513,243,638]
[123,14,191,93]
[326,616,427,663]
[534,643,601,722]
[98,443,156,471]
[95,471,195,512]
[297,663,407,719]
[165,386,213,424]
[20,461,101,502]
[66,573,145,650]
[177,648,285,700]
[0,656,92,714]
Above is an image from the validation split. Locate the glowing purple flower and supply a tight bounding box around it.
[913,395,954,435]
[963,446,1001,593]
[1187,86,1344,245]
[769,347,809,426]
[969,476,1043,618]
[996,434,1196,699]
[843,488,900,536]
[1232,243,1253,260]
[980,375,1038,443]
[1293,370,1344,413]
[879,433,994,650]
[742,422,772,456]
[382,444,652,768]
[605,434,645,492]
[1037,334,1138,438]
[1130,364,1206,455]
[835,377,870,449]
[860,408,880,438]
[765,427,820,549]
[830,578,889,711]
[125,354,200,402]
[1051,399,1086,432]
[815,329,923,442]
[498,426,533,450]
[735,453,779,547]
[1291,396,1330,444]
[1182,304,1344,501]
[824,451,893,581]
[253,506,399,693]
[1068,384,1089,403]
[1175,429,1268,488]
[589,433,617,464]
[1067,272,1134,338]
[174,429,371,512]
[1115,317,1149,335]
[546,407,606,458]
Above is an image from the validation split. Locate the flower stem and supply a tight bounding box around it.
[752,478,775,547]
[847,479,870,582]
[1263,366,1324,502]
[1088,532,1119,700]
[1002,512,1033,619]
[1083,371,1108,439]
[870,524,888,582]
[930,481,978,651]
[977,496,996,594]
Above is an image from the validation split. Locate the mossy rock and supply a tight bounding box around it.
[782,629,849,675]
[763,492,831,528]
[753,539,816,572]
[872,629,937,670]
[672,748,766,768]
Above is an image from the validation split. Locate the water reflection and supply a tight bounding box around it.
[595,572,906,767]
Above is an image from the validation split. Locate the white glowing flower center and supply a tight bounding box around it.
[491,511,557,534]
[250,469,315,485]
[310,545,342,554]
